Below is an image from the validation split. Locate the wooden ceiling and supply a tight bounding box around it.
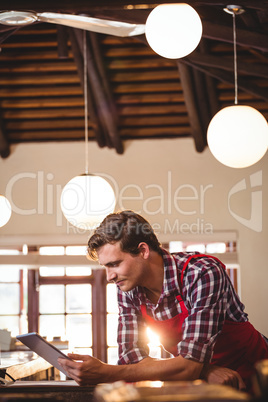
[0,0,268,158]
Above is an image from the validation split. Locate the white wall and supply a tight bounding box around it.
[0,138,267,335]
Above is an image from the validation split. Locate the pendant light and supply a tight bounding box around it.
[0,195,12,227]
[61,31,116,230]
[207,5,268,168]
[145,3,202,59]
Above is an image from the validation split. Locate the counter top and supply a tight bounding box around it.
[1,350,52,381]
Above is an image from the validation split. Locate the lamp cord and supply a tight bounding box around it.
[232,12,238,105]
[83,30,89,175]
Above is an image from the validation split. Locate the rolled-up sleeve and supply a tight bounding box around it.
[117,289,149,365]
[177,259,228,363]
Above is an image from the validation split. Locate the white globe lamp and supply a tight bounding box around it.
[61,174,115,230]
[207,105,268,168]
[61,32,116,230]
[0,195,12,227]
[145,3,202,59]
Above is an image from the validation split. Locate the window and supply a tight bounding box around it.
[106,283,119,364]
[29,246,93,355]
[0,248,28,337]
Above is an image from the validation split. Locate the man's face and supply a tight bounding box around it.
[97,242,147,292]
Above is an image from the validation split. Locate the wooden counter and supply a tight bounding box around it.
[0,351,54,381]
[0,380,95,401]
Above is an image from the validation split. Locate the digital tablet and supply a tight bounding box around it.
[16,332,72,377]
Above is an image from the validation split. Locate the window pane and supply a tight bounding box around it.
[39,315,65,340]
[66,246,88,256]
[0,249,20,255]
[107,313,118,346]
[169,241,183,253]
[106,284,118,313]
[66,314,92,348]
[206,242,226,254]
[0,267,20,282]
[0,316,19,337]
[107,347,118,365]
[66,284,91,313]
[40,266,65,276]
[74,348,93,356]
[39,246,64,255]
[185,244,206,253]
[0,284,20,314]
[39,285,65,314]
[66,267,92,276]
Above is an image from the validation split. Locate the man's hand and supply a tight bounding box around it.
[201,364,246,391]
[58,353,105,385]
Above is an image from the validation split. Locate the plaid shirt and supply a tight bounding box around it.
[117,249,248,365]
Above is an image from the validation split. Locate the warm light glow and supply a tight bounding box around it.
[61,174,116,230]
[145,3,202,59]
[207,105,268,168]
[0,195,12,227]
[146,327,161,346]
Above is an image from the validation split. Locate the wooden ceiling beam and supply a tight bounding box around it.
[118,104,188,115]
[203,21,268,53]
[73,29,123,153]
[120,126,191,138]
[0,74,80,85]
[0,62,78,74]
[114,82,182,93]
[177,62,206,153]
[57,25,69,59]
[110,70,179,82]
[0,114,10,158]
[0,28,20,44]
[8,126,191,142]
[186,52,268,79]
[2,108,85,119]
[90,32,118,125]
[0,98,84,108]
[2,104,187,119]
[8,130,95,141]
[181,59,268,102]
[0,87,82,98]
[6,115,189,131]
[198,40,221,119]
[192,68,210,141]
[116,93,185,104]
[0,50,71,61]
[66,28,106,148]
[71,28,113,149]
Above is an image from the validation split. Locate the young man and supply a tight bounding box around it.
[58,211,268,392]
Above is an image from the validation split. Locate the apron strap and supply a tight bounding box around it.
[180,253,226,289]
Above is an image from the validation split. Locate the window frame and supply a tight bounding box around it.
[28,267,108,362]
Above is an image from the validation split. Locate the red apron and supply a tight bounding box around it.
[141,254,268,392]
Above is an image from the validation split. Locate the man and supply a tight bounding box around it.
[58,211,268,392]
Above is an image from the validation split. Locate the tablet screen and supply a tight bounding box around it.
[17,332,72,377]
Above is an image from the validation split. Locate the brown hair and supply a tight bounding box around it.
[87,210,161,260]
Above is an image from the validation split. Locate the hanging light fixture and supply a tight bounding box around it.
[61,31,116,230]
[207,5,268,168]
[0,195,12,227]
[145,3,202,59]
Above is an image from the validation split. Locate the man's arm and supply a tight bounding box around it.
[58,353,245,390]
[58,353,202,385]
